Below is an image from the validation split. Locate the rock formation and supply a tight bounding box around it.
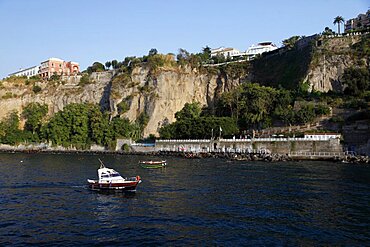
[0,34,368,136]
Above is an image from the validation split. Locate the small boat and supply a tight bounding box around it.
[87,159,142,192]
[139,160,167,169]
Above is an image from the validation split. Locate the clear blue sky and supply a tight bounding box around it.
[0,0,368,79]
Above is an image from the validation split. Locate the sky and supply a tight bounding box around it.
[0,0,368,79]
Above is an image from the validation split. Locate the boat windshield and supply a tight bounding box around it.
[99,169,122,179]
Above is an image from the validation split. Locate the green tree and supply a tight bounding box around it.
[22,103,48,136]
[44,104,90,147]
[177,48,190,65]
[158,123,176,139]
[87,62,105,73]
[105,61,111,70]
[201,46,211,61]
[79,74,91,86]
[342,67,370,96]
[111,117,132,139]
[295,104,316,124]
[0,111,23,145]
[148,48,158,56]
[32,85,42,94]
[175,102,202,121]
[111,60,118,69]
[322,26,334,36]
[88,106,109,145]
[282,36,301,49]
[240,83,278,128]
[333,16,344,34]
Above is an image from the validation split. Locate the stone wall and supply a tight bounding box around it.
[156,138,343,154]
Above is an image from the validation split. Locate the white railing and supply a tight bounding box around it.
[156,139,211,143]
[157,137,339,143]
[289,151,344,157]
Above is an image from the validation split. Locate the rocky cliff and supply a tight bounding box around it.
[0,66,240,136]
[109,65,240,136]
[305,35,367,92]
[0,34,367,136]
[251,33,369,92]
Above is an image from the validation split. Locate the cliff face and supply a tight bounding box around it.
[0,66,239,136]
[0,72,113,122]
[251,34,368,92]
[109,66,239,136]
[305,35,366,92]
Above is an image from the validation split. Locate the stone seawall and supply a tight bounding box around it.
[155,138,343,154]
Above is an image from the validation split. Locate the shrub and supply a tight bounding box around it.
[79,74,91,86]
[2,92,14,99]
[32,85,42,94]
[49,74,61,81]
[117,101,130,114]
[121,143,130,152]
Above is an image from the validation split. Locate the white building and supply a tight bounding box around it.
[8,66,40,78]
[245,42,278,60]
[211,47,244,58]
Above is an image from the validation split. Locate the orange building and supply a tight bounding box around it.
[39,57,80,79]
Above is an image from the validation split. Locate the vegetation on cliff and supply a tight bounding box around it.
[159,102,239,139]
[158,84,332,139]
[0,103,147,149]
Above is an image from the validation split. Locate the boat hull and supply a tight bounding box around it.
[88,180,141,192]
[139,161,166,169]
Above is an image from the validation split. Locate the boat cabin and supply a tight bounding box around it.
[98,167,124,183]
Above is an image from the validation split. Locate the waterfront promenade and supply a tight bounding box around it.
[1,135,368,163]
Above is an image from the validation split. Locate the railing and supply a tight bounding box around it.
[156,147,271,154]
[157,137,339,143]
[289,151,345,157]
[156,139,211,143]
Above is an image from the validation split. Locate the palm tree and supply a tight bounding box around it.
[333,16,344,34]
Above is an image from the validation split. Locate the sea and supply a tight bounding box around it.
[0,153,369,246]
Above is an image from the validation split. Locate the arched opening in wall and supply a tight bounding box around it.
[214,143,217,150]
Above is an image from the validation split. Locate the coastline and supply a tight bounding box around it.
[0,147,368,164]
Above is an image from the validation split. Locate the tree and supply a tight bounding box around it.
[175,102,202,121]
[322,27,334,36]
[86,62,105,73]
[44,104,90,147]
[105,61,111,70]
[88,105,110,145]
[0,111,23,145]
[342,67,370,96]
[333,16,344,34]
[111,117,132,139]
[202,46,211,60]
[111,60,118,69]
[177,48,190,64]
[148,48,158,56]
[282,36,301,49]
[295,104,316,124]
[22,103,48,135]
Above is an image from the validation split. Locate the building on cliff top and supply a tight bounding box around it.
[245,42,278,60]
[210,42,278,61]
[39,58,80,79]
[210,47,244,58]
[8,65,40,78]
[8,57,80,79]
[345,10,370,32]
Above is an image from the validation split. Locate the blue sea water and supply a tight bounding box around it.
[0,153,369,246]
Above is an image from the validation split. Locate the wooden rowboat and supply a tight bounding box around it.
[139,160,167,169]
